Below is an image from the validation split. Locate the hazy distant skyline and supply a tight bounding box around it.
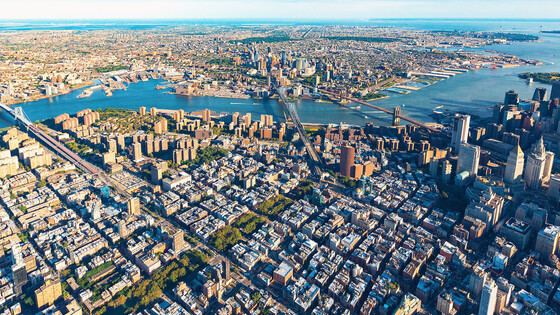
[1,0,560,20]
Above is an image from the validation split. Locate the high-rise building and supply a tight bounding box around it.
[441,160,452,183]
[533,87,547,102]
[548,174,560,202]
[173,230,184,253]
[470,265,488,298]
[118,220,127,239]
[479,279,497,315]
[150,107,157,116]
[202,109,211,122]
[222,259,230,281]
[139,106,146,115]
[535,225,560,262]
[340,146,355,177]
[551,81,560,101]
[451,114,470,151]
[457,143,480,179]
[127,197,140,216]
[465,187,504,231]
[429,159,439,178]
[35,278,62,308]
[504,145,524,185]
[525,137,554,189]
[437,292,454,315]
[151,164,163,184]
[132,142,142,162]
[504,90,519,106]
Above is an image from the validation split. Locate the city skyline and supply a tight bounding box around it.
[2,0,560,20]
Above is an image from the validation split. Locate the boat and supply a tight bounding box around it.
[361,114,368,119]
[526,78,533,83]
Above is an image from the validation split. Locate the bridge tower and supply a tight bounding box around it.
[393,106,401,126]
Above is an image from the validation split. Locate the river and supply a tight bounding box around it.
[2,19,560,128]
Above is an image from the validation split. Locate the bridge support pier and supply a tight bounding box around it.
[393,106,401,126]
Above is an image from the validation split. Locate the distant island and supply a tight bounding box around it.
[518,72,560,84]
[541,30,560,34]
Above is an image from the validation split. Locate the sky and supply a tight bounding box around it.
[1,0,560,20]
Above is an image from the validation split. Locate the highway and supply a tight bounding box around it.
[273,83,323,175]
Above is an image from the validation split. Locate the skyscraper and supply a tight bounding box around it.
[340,145,355,177]
[504,90,519,106]
[535,225,560,262]
[504,145,524,185]
[132,142,142,162]
[441,160,452,183]
[532,87,547,102]
[478,279,497,315]
[457,143,480,178]
[551,81,560,101]
[127,197,140,216]
[202,109,211,123]
[119,220,127,239]
[525,137,554,189]
[173,230,184,253]
[451,114,470,151]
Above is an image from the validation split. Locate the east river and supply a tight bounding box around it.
[3,19,560,128]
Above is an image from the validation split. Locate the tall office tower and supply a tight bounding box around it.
[457,143,480,178]
[139,106,146,115]
[107,139,117,153]
[493,104,504,124]
[117,135,125,152]
[437,292,455,315]
[202,109,211,122]
[525,137,550,189]
[11,242,27,295]
[451,114,471,151]
[11,242,23,265]
[281,51,286,65]
[173,230,184,253]
[222,259,230,281]
[548,174,560,202]
[127,197,140,216]
[551,81,560,101]
[429,159,439,178]
[543,151,555,184]
[535,225,560,262]
[340,145,355,177]
[504,145,524,185]
[441,160,452,183]
[469,265,488,298]
[118,220,127,239]
[132,142,142,162]
[533,87,547,102]
[504,90,519,106]
[92,202,101,221]
[479,279,497,315]
[465,187,504,231]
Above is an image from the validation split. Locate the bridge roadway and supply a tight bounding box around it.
[305,86,440,133]
[273,83,323,175]
[0,102,102,175]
